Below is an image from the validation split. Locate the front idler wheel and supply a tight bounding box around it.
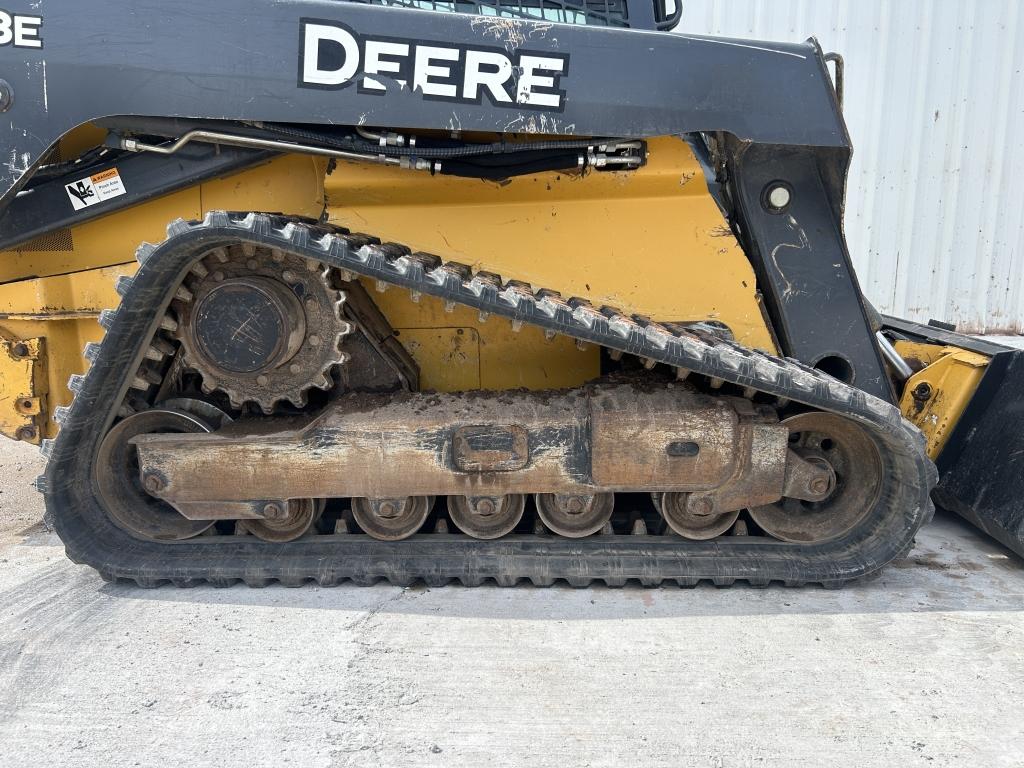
[749,412,883,543]
[352,496,433,541]
[447,494,526,539]
[94,408,218,541]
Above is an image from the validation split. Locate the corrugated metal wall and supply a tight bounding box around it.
[681,1,1024,334]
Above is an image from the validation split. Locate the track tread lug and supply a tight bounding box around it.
[83,342,102,362]
[98,309,118,330]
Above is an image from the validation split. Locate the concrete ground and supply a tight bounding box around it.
[1,440,1023,768]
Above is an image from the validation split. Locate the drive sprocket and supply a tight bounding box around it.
[172,243,353,412]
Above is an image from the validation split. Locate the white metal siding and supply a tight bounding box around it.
[680,1,1024,333]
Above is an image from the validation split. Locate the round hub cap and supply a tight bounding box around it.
[193,277,304,374]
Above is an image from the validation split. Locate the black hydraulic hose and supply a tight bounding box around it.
[263,122,630,160]
[444,148,581,167]
[437,153,582,180]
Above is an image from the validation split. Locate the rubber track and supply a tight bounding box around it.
[41,211,937,588]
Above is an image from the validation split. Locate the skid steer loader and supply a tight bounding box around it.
[0,0,1020,587]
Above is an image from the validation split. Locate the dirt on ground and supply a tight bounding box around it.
[0,440,46,549]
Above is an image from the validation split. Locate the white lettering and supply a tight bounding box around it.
[296,25,568,111]
[302,23,360,87]
[14,14,42,48]
[462,49,513,103]
[363,40,409,92]
[517,55,565,108]
[414,45,459,98]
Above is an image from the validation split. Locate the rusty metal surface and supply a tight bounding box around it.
[749,412,883,543]
[446,494,526,539]
[452,426,530,472]
[132,383,791,512]
[590,387,740,490]
[236,498,320,542]
[0,335,46,444]
[658,492,740,540]
[535,492,615,538]
[351,496,434,541]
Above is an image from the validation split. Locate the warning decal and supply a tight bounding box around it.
[65,168,127,211]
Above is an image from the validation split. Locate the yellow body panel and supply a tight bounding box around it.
[324,136,776,353]
[0,132,773,442]
[0,263,133,318]
[371,284,598,391]
[895,340,989,459]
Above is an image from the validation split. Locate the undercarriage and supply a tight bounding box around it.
[40,211,935,588]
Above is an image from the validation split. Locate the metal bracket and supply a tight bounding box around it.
[0,335,47,444]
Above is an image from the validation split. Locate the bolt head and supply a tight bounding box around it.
[142,474,166,494]
[689,496,715,516]
[14,425,36,442]
[809,477,831,495]
[262,502,286,521]
[474,498,497,516]
[767,185,792,211]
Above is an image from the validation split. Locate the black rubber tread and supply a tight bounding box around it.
[43,211,937,588]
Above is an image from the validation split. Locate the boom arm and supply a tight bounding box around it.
[1,2,845,202]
